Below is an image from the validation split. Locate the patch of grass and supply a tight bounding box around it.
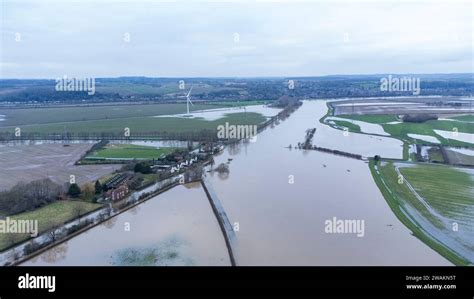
[329,119,361,133]
[449,114,474,122]
[113,247,159,266]
[427,147,444,163]
[141,174,157,185]
[0,201,102,251]
[86,144,175,160]
[338,114,398,124]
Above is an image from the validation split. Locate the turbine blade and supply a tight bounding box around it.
[186,86,193,98]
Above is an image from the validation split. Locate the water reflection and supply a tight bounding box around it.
[103,216,118,229]
[40,244,68,263]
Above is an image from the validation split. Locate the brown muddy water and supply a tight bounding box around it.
[206,100,449,265]
[22,183,230,266]
[22,100,450,266]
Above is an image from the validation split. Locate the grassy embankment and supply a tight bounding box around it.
[0,201,101,251]
[329,120,362,133]
[369,160,472,265]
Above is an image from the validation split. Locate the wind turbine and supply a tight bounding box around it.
[185,86,194,115]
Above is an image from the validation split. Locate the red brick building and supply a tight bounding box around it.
[105,184,129,201]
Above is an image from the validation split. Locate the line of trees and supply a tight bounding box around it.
[0,178,62,215]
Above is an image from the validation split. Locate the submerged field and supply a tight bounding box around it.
[0,143,121,191]
[370,161,474,265]
[335,113,474,147]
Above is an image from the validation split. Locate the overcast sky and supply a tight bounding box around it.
[1,0,472,78]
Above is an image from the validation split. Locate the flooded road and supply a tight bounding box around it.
[23,184,230,266]
[22,100,449,266]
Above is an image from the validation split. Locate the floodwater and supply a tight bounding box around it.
[336,102,418,107]
[205,100,449,265]
[154,105,282,121]
[448,147,474,156]
[407,134,441,144]
[21,100,450,266]
[434,130,474,144]
[309,101,402,158]
[326,116,389,136]
[22,184,230,266]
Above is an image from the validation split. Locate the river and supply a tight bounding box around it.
[22,100,450,266]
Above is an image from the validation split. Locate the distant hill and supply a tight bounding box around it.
[0,74,472,105]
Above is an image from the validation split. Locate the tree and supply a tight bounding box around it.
[81,182,95,201]
[67,183,81,198]
[0,178,61,215]
[374,155,381,163]
[134,162,152,174]
[94,180,102,194]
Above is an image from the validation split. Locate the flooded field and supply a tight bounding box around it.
[22,184,230,266]
[332,97,473,116]
[19,100,450,266]
[313,101,403,158]
[154,105,282,121]
[0,142,121,191]
[407,134,441,144]
[434,130,474,144]
[326,116,389,136]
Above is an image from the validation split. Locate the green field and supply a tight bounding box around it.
[400,164,474,220]
[338,114,398,124]
[427,147,444,163]
[0,201,101,251]
[329,119,361,133]
[370,161,473,265]
[0,103,226,127]
[86,144,176,160]
[0,112,267,136]
[449,115,474,122]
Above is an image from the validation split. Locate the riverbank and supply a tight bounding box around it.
[368,159,471,265]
